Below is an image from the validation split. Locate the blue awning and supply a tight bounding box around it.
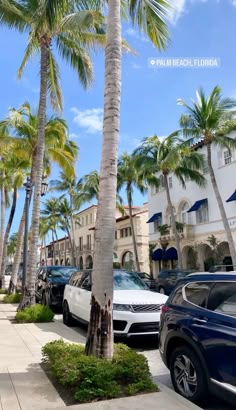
[152,248,163,261]
[165,247,178,260]
[187,199,207,213]
[226,190,236,203]
[147,212,162,223]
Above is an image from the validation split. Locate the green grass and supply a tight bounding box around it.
[3,293,22,303]
[0,288,7,294]
[42,340,157,403]
[16,304,54,323]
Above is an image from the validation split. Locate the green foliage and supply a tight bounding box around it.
[3,292,22,303]
[0,288,7,294]
[42,340,157,403]
[176,221,184,232]
[15,304,54,323]
[158,224,169,235]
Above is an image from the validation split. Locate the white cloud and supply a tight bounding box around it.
[69,132,79,140]
[231,0,236,6]
[168,0,186,24]
[71,107,103,134]
[125,28,148,42]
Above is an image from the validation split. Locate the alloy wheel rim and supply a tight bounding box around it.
[173,354,197,397]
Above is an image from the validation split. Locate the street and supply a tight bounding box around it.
[54,315,234,410]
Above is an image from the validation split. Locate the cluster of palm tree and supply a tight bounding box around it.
[2,0,235,361]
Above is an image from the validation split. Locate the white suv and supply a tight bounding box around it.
[63,269,168,337]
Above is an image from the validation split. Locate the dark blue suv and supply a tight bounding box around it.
[159,273,236,406]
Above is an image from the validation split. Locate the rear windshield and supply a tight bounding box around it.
[48,267,78,278]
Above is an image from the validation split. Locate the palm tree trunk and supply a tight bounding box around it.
[54,229,61,264]
[64,224,73,264]
[85,0,121,358]
[64,236,67,265]
[206,143,236,266]
[20,39,48,308]
[127,186,140,271]
[163,174,183,269]
[9,165,35,294]
[51,230,55,265]
[70,194,76,266]
[1,185,17,284]
[0,177,6,288]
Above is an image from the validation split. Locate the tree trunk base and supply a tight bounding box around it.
[18,287,35,311]
[85,295,113,358]
[8,280,17,295]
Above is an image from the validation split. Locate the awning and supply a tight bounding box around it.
[165,247,178,260]
[187,198,207,213]
[147,212,162,223]
[151,248,163,261]
[226,190,236,202]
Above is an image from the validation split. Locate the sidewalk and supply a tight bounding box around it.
[0,303,201,410]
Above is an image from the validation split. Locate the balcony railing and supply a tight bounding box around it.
[157,225,194,242]
[76,244,93,253]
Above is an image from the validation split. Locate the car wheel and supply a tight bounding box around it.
[170,346,207,405]
[63,301,74,326]
[159,287,165,294]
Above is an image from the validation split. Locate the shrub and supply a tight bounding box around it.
[16,304,54,323]
[42,340,157,403]
[3,292,22,303]
[0,288,7,294]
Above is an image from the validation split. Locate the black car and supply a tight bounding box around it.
[136,272,157,291]
[35,265,78,307]
[156,269,194,295]
[159,273,236,406]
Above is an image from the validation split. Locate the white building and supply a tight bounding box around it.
[148,137,236,276]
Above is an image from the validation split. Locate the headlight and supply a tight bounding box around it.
[113,304,132,311]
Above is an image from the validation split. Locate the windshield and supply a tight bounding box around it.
[114,270,148,290]
[48,267,78,278]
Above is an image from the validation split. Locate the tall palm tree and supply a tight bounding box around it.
[39,217,51,266]
[50,171,84,265]
[0,155,28,284]
[178,86,236,266]
[7,233,18,259]
[117,152,155,272]
[0,0,105,306]
[134,134,206,269]
[41,198,62,263]
[85,0,172,358]
[2,103,78,295]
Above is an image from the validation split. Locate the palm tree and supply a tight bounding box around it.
[7,233,18,259]
[134,134,206,269]
[41,198,62,263]
[0,0,105,306]
[50,171,84,265]
[178,86,236,267]
[117,152,154,272]
[39,217,51,266]
[0,155,28,284]
[85,0,172,358]
[56,197,79,262]
[2,103,78,295]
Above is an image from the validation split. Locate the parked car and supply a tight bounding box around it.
[35,265,78,307]
[156,269,194,295]
[136,271,157,291]
[159,272,236,406]
[63,269,168,337]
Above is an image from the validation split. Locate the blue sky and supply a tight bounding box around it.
[1,0,236,236]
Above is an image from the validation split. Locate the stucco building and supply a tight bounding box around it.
[148,135,236,277]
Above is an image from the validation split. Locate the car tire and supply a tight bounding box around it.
[170,345,208,405]
[159,287,165,295]
[63,301,74,326]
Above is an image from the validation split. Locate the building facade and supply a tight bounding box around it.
[148,136,236,277]
[42,204,150,273]
[73,204,150,273]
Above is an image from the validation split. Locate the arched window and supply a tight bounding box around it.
[122,251,134,270]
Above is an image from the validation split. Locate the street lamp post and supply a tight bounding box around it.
[22,175,48,292]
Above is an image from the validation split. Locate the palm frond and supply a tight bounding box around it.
[47,49,63,111]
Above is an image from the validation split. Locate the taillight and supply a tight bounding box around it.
[161,305,169,315]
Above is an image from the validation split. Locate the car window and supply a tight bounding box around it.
[184,282,211,308]
[170,287,184,305]
[69,271,83,286]
[80,273,91,291]
[47,267,77,278]
[207,282,236,317]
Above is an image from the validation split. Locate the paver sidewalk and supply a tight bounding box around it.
[0,303,201,410]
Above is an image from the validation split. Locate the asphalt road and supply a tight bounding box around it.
[55,315,234,410]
